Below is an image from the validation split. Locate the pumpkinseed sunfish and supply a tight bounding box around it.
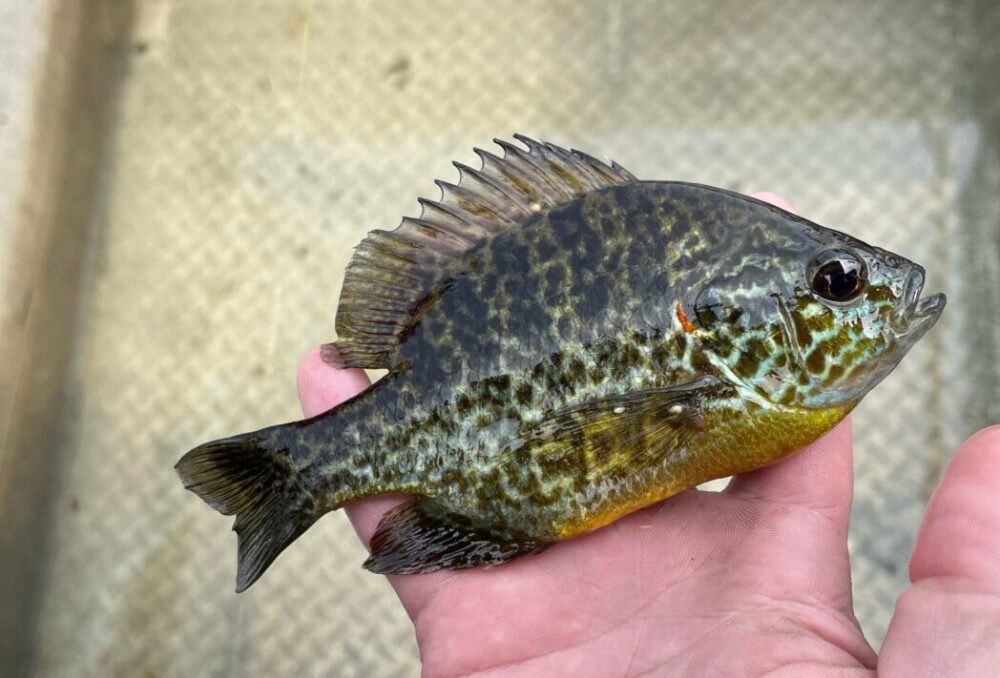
[176,136,945,592]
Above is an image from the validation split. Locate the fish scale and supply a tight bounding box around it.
[176,137,944,591]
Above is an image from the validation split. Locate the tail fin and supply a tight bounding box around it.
[175,429,316,592]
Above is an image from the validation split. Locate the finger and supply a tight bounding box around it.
[296,347,409,543]
[909,425,1000,586]
[725,418,855,526]
[752,191,796,213]
[879,426,1000,677]
[297,346,371,415]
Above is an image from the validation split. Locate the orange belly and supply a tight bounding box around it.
[552,402,853,540]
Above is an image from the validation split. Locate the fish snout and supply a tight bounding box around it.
[892,264,945,337]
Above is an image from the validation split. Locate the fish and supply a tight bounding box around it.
[176,135,946,592]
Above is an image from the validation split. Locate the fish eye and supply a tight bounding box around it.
[808,249,866,304]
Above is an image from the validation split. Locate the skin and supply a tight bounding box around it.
[296,195,1000,678]
[300,353,1000,678]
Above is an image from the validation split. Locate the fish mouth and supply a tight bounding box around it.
[893,267,946,339]
[801,267,946,410]
[819,273,945,408]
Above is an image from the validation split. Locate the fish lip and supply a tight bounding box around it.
[892,268,940,328]
[914,292,947,317]
[893,268,923,328]
[906,292,947,333]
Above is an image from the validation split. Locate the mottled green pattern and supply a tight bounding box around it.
[287,182,939,538]
[177,140,944,589]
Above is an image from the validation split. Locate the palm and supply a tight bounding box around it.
[397,489,874,677]
[299,351,1000,677]
[295,189,1000,675]
[297,351,882,676]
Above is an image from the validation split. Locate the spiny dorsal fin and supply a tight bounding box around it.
[326,135,638,369]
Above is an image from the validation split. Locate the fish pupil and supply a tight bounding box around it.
[811,253,865,302]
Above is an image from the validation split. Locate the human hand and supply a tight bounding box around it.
[299,347,1000,677]
[296,192,1000,677]
[300,346,872,676]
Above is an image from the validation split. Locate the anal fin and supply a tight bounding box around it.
[364,498,547,574]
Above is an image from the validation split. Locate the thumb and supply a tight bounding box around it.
[909,425,1000,586]
[880,425,1000,677]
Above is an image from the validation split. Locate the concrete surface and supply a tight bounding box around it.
[1,1,998,676]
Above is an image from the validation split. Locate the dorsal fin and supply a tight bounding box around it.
[326,135,638,369]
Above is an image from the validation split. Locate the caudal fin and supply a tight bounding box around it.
[175,429,316,592]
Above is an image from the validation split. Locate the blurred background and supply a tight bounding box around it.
[1,1,998,676]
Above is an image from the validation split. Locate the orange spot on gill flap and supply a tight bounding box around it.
[675,303,695,333]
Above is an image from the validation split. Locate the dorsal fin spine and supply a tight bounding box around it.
[435,182,513,227]
[492,138,541,169]
[454,160,528,214]
[329,136,638,369]
[407,216,479,246]
[446,166,519,220]
[474,147,542,203]
[568,149,619,184]
[537,143,588,192]
[417,198,490,240]
[498,146,565,200]
[422,194,489,231]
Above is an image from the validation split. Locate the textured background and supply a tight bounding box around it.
[0,0,47,454]
[6,1,999,676]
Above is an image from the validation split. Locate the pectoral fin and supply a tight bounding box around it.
[518,375,726,482]
[364,498,548,574]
